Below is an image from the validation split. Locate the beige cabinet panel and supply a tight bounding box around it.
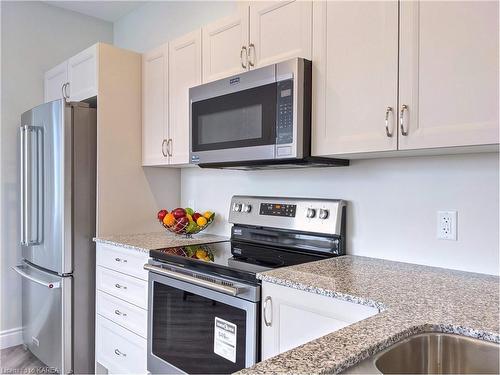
[202,9,249,83]
[68,44,98,101]
[312,1,399,156]
[399,1,499,149]
[169,29,202,165]
[44,61,68,103]
[249,1,312,68]
[142,44,169,166]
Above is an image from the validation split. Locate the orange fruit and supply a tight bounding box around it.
[163,213,175,227]
[196,216,207,227]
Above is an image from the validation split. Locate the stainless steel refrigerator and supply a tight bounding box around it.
[12,100,97,374]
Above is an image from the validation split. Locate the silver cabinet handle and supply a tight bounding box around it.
[144,263,241,296]
[385,107,393,138]
[263,296,272,327]
[167,138,173,157]
[11,265,60,289]
[248,43,255,67]
[61,83,66,100]
[115,257,127,263]
[161,139,168,157]
[114,349,126,357]
[114,309,127,317]
[61,82,70,100]
[400,104,409,136]
[240,46,248,69]
[115,283,127,290]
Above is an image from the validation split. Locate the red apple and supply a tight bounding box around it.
[174,216,189,233]
[172,208,187,220]
[157,209,168,222]
[192,212,202,221]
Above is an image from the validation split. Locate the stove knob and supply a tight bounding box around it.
[306,208,316,218]
[242,204,252,213]
[233,203,242,212]
[319,209,329,220]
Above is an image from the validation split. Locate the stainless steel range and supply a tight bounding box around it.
[145,196,346,374]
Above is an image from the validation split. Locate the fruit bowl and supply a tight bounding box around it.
[157,208,215,237]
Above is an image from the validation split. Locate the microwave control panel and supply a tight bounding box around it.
[276,79,294,145]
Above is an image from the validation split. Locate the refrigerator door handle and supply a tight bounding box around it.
[20,126,26,245]
[11,265,61,289]
[21,125,44,246]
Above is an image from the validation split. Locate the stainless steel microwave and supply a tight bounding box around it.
[189,58,348,169]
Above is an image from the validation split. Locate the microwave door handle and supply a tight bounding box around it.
[144,264,241,296]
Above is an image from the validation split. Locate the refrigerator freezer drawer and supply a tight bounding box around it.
[96,243,149,281]
[15,262,71,373]
[96,266,148,309]
[96,315,147,374]
[96,291,148,338]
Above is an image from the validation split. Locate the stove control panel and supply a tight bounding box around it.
[228,196,346,236]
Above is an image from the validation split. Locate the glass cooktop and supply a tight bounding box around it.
[149,240,328,284]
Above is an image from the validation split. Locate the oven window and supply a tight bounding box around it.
[192,83,277,152]
[152,282,248,374]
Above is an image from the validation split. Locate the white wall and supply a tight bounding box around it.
[0,1,113,347]
[181,153,499,275]
[113,1,499,276]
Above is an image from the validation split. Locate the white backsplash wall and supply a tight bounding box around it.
[181,153,499,275]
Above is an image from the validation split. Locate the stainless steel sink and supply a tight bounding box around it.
[343,333,500,374]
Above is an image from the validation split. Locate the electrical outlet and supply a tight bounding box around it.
[437,211,457,240]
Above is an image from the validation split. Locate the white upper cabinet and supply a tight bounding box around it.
[399,1,499,149]
[142,44,169,166]
[44,61,68,103]
[202,9,249,83]
[67,44,98,102]
[168,29,202,165]
[312,1,399,156]
[248,1,312,68]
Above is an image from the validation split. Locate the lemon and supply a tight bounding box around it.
[203,211,213,219]
[196,216,207,227]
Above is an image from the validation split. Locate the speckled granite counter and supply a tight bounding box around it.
[94,232,228,253]
[238,255,499,374]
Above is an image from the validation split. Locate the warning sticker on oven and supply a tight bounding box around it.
[214,317,237,363]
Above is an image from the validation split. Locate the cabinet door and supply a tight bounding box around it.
[261,282,378,361]
[202,9,249,83]
[44,61,68,103]
[312,1,399,157]
[399,1,499,149]
[249,1,312,68]
[142,44,169,166]
[68,44,98,101]
[169,29,202,166]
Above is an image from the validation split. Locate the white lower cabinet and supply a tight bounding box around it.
[95,243,149,374]
[96,315,147,374]
[261,281,378,360]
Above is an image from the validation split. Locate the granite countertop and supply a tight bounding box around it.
[94,232,228,253]
[239,255,499,374]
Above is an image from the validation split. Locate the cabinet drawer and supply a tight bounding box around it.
[97,291,147,338]
[96,315,147,374]
[96,243,149,280]
[96,267,148,309]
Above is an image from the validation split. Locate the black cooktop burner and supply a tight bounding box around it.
[149,240,330,284]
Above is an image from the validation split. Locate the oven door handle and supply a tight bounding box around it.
[144,264,241,296]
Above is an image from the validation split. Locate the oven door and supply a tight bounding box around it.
[190,65,280,165]
[147,268,259,374]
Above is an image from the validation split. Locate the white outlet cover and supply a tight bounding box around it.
[437,210,457,240]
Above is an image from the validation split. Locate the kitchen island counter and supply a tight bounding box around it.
[238,255,499,374]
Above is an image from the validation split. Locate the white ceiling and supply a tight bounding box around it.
[44,1,145,22]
